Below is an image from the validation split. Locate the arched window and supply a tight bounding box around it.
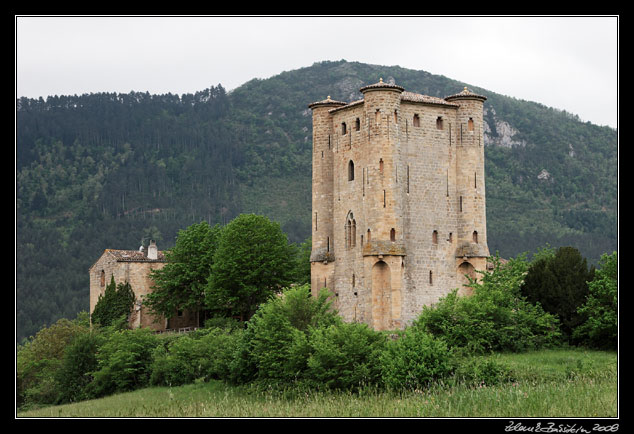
[100,270,105,287]
[472,231,478,244]
[367,228,371,243]
[342,122,347,135]
[348,160,355,181]
[413,114,420,127]
[390,228,396,242]
[346,212,356,248]
[432,230,438,244]
[436,116,444,130]
[468,117,474,131]
[379,158,384,174]
[375,109,380,124]
[394,110,398,123]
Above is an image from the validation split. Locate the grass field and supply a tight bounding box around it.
[17,348,618,418]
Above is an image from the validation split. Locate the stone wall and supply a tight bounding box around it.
[309,82,490,330]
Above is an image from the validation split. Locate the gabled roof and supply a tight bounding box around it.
[89,248,166,271]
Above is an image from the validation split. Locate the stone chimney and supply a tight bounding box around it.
[147,240,158,260]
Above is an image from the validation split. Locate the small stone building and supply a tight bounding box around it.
[89,241,199,332]
[308,80,490,330]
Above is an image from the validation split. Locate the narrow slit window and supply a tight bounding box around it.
[342,122,347,135]
[473,231,478,244]
[390,228,396,242]
[352,220,356,247]
[468,117,474,131]
[436,116,444,130]
[432,230,438,244]
[375,109,380,124]
[355,118,360,131]
[429,271,433,285]
[460,196,463,212]
[379,158,384,174]
[413,114,420,127]
[348,160,355,181]
[367,229,371,242]
[383,190,386,208]
[407,165,410,193]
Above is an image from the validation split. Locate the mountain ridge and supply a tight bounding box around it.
[15,59,618,342]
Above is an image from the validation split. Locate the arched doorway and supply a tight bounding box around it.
[372,260,391,330]
[458,261,476,296]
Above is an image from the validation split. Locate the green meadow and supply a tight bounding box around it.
[18,348,617,418]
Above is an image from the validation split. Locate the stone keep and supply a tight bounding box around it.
[308,80,489,330]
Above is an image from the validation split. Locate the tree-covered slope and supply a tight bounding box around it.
[15,60,618,342]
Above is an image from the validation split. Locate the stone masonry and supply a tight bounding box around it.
[308,80,490,330]
[88,241,199,331]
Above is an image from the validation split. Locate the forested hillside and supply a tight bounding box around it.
[15,60,618,342]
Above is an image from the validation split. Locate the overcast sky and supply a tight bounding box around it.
[16,15,618,128]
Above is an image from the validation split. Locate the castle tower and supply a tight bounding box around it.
[308,81,489,330]
[445,87,490,295]
[308,96,346,296]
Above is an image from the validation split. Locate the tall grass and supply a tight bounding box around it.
[17,349,617,418]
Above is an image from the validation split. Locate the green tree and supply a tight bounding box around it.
[91,276,136,328]
[574,251,617,349]
[16,313,90,408]
[206,214,297,321]
[146,221,221,322]
[521,246,595,344]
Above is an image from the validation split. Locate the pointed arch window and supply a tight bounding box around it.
[345,212,356,248]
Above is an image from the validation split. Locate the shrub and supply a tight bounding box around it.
[415,254,561,354]
[380,329,452,390]
[55,331,104,403]
[89,328,159,397]
[150,327,242,386]
[241,285,339,383]
[16,314,90,408]
[306,322,386,391]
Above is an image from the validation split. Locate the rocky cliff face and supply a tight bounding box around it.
[483,106,526,148]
